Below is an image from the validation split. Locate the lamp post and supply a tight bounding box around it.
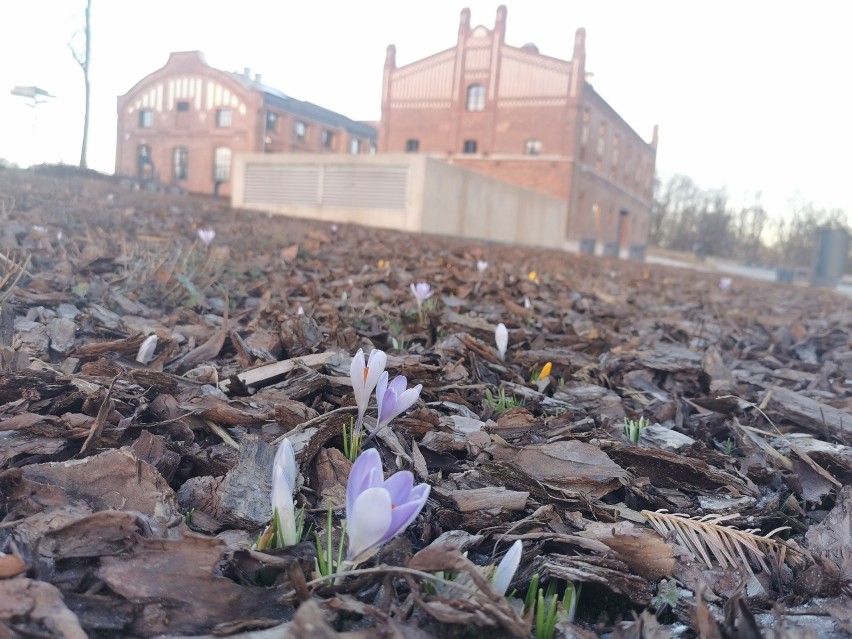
[11,85,54,167]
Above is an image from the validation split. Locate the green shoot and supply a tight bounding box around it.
[724,437,735,455]
[523,573,540,614]
[254,503,306,551]
[485,388,524,413]
[342,417,362,462]
[314,506,347,578]
[536,585,559,639]
[623,416,650,444]
[561,582,580,623]
[523,576,581,638]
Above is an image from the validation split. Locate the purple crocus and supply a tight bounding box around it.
[376,371,422,431]
[197,227,216,246]
[410,282,433,319]
[410,282,433,303]
[345,448,430,564]
[349,348,387,435]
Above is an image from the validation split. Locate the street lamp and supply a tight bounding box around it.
[11,85,55,167]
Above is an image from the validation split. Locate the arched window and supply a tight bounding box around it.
[466,84,485,111]
[524,139,542,155]
[213,147,231,182]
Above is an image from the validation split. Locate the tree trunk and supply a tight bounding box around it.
[78,0,92,169]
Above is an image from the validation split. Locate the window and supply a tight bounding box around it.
[349,138,361,154]
[405,139,420,153]
[595,123,607,172]
[524,139,542,155]
[610,135,620,179]
[320,129,333,149]
[216,108,232,128]
[213,147,231,182]
[581,109,591,144]
[266,111,278,132]
[597,123,607,157]
[294,121,307,141]
[466,84,485,111]
[580,108,590,162]
[463,139,478,154]
[176,101,190,112]
[139,110,153,128]
[172,147,188,181]
[136,144,152,179]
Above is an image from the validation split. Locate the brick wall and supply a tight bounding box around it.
[379,6,657,247]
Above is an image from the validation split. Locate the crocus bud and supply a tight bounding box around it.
[495,323,509,360]
[491,540,523,595]
[136,334,158,364]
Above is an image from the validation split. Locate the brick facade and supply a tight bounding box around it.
[379,6,658,249]
[116,51,376,197]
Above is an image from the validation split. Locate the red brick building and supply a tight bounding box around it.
[379,6,658,253]
[116,51,376,197]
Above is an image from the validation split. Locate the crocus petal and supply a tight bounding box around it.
[492,540,523,595]
[272,465,298,546]
[393,385,421,416]
[349,349,368,417]
[495,323,509,359]
[386,483,430,540]
[346,448,384,516]
[377,378,421,429]
[375,371,390,428]
[273,438,297,494]
[388,375,408,394]
[346,487,393,561]
[364,350,388,400]
[382,470,414,504]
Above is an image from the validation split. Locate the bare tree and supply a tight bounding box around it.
[69,0,92,169]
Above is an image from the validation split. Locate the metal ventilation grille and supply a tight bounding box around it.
[244,164,320,206]
[322,166,408,210]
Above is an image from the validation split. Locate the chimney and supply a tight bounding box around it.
[254,73,262,84]
[495,5,507,43]
[243,67,251,77]
[458,8,471,40]
[385,44,397,69]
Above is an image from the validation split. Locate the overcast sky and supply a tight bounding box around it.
[1,1,849,220]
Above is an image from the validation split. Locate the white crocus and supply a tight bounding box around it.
[495,323,509,360]
[197,227,216,246]
[349,348,388,433]
[476,260,488,274]
[271,438,298,546]
[136,334,158,364]
[492,540,523,595]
